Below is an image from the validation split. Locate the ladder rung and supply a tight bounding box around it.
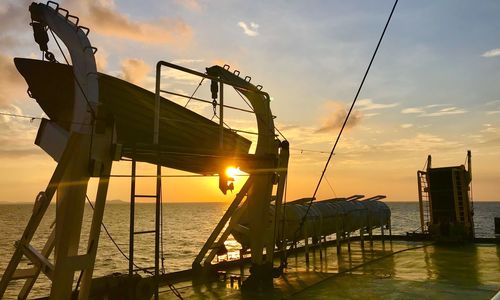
[12,268,37,280]
[19,243,54,280]
[134,195,158,198]
[134,230,156,235]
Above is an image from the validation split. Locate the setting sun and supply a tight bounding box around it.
[225,166,242,178]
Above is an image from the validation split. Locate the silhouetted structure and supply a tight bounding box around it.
[417,151,474,241]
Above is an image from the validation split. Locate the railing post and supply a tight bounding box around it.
[153,62,162,300]
[129,157,136,276]
[219,81,224,149]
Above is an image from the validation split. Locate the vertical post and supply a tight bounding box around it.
[426,155,433,227]
[467,150,474,238]
[368,218,373,247]
[336,233,341,255]
[360,228,364,249]
[78,161,113,300]
[239,249,244,275]
[219,81,224,150]
[381,221,385,243]
[347,232,351,253]
[304,235,309,264]
[129,158,136,275]
[153,62,162,300]
[50,136,91,299]
[319,235,323,261]
[154,67,161,146]
[155,163,161,297]
[323,236,328,260]
[389,219,392,237]
[268,141,289,264]
[347,245,353,273]
[336,220,341,255]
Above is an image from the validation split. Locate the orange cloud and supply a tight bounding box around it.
[0,54,27,107]
[95,48,108,72]
[65,0,192,45]
[120,58,151,86]
[315,101,362,133]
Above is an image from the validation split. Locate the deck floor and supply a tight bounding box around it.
[158,240,500,299]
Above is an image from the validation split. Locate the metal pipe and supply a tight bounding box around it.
[154,63,161,145]
[153,62,161,300]
[155,61,269,96]
[467,150,472,180]
[129,158,136,276]
[160,90,256,114]
[219,82,224,150]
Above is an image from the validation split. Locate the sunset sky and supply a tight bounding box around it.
[0,0,499,203]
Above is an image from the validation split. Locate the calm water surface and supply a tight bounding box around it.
[0,201,499,298]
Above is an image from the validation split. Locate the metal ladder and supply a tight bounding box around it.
[0,191,55,299]
[128,155,163,298]
[417,170,431,233]
[453,170,465,223]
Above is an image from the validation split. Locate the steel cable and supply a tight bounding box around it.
[287,0,399,258]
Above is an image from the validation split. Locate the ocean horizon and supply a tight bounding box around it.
[1,201,499,298]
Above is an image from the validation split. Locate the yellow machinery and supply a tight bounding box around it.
[417,151,474,240]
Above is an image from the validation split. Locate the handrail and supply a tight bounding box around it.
[160,90,256,114]
[156,60,270,98]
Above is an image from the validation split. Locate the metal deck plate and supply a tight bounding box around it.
[158,240,500,299]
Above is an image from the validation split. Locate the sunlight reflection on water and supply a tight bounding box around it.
[0,201,498,298]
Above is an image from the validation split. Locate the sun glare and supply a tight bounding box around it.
[225,167,241,178]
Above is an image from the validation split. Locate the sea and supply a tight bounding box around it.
[0,201,499,299]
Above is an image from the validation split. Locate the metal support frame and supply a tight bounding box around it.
[129,158,136,275]
[268,141,290,263]
[219,81,224,149]
[154,61,282,278]
[0,134,77,298]
[467,150,474,238]
[0,3,118,299]
[73,161,113,299]
[50,135,91,299]
[193,177,255,267]
[0,133,113,300]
